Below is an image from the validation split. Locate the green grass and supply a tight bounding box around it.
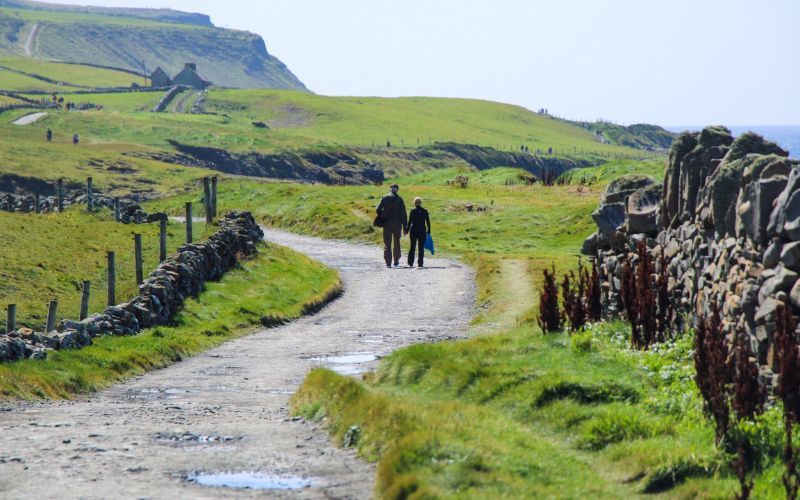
[293,323,785,498]
[0,243,341,399]
[0,112,215,195]
[205,90,639,155]
[561,159,665,185]
[2,88,649,159]
[0,57,141,88]
[0,208,214,330]
[0,66,82,92]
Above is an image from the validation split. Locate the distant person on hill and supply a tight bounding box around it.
[375,183,407,267]
[72,133,79,146]
[406,197,431,268]
[45,129,52,142]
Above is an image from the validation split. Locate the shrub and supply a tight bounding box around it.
[694,306,766,499]
[561,270,586,332]
[776,303,800,499]
[620,241,669,349]
[693,304,730,445]
[656,254,673,340]
[446,175,469,188]
[537,264,562,333]
[585,258,602,322]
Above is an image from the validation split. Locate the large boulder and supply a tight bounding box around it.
[592,203,626,239]
[726,131,788,163]
[662,132,698,228]
[626,183,662,235]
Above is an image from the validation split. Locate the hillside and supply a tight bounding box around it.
[570,120,676,150]
[0,1,306,90]
[0,82,652,193]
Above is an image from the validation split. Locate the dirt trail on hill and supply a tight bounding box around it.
[24,23,40,57]
[0,229,475,499]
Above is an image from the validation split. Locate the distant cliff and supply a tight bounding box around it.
[0,0,307,90]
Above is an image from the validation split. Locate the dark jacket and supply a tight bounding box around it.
[376,193,407,227]
[407,206,431,235]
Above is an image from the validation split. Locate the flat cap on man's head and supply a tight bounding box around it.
[390,183,399,189]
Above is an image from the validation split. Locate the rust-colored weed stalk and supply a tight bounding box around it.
[776,303,800,499]
[537,264,562,333]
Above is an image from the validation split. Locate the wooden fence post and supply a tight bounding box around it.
[107,251,116,306]
[203,177,212,223]
[185,202,193,244]
[57,178,64,213]
[134,234,143,285]
[34,193,40,214]
[80,281,90,320]
[5,304,15,334]
[86,177,93,210]
[46,300,58,332]
[211,175,218,217]
[113,197,120,222]
[159,218,167,262]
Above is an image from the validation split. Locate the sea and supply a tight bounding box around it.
[666,125,800,159]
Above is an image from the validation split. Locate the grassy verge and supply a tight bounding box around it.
[293,322,787,498]
[0,243,341,399]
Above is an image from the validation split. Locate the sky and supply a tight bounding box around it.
[44,0,800,126]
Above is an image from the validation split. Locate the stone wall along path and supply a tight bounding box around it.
[0,228,475,499]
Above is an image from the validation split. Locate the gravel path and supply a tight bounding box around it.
[11,112,47,126]
[0,228,475,498]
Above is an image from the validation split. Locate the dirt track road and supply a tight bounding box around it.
[24,23,39,57]
[0,229,474,498]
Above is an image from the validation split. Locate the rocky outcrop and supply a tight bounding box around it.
[582,126,796,387]
[0,211,264,363]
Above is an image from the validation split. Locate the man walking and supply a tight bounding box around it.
[376,183,407,267]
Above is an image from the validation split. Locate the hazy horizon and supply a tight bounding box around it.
[40,0,800,127]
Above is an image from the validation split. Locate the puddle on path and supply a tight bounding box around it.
[263,389,294,395]
[310,352,378,376]
[155,431,243,445]
[186,472,315,490]
[123,387,194,400]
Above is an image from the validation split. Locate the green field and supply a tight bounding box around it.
[0,57,141,88]
[0,66,82,92]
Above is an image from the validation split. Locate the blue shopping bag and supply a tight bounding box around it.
[424,234,435,255]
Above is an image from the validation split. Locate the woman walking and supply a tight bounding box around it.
[406,197,431,268]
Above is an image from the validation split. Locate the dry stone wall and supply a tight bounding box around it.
[0,211,264,363]
[0,189,151,224]
[582,126,798,387]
